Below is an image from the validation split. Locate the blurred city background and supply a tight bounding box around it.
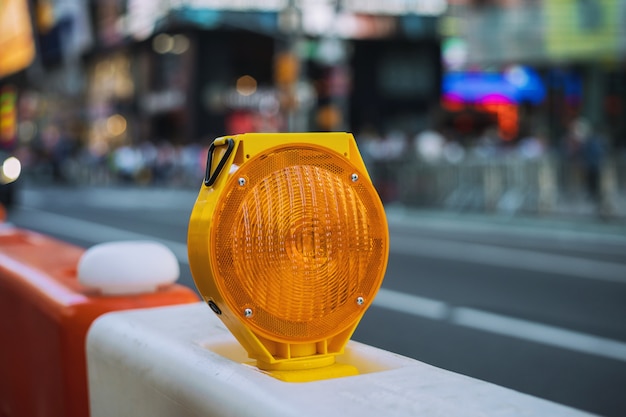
[1,0,626,218]
[2,1,626,417]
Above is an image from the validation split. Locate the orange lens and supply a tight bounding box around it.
[210,145,388,343]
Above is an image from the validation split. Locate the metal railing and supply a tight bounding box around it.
[27,151,626,219]
[369,154,626,218]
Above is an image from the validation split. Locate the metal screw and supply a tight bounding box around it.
[356,296,364,306]
[238,177,246,186]
[351,173,359,182]
[244,308,253,317]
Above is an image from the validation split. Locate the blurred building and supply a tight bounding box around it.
[0,0,446,155]
[442,0,626,149]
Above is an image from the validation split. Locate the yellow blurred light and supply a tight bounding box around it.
[188,133,389,381]
[153,34,173,54]
[36,0,55,33]
[236,75,257,96]
[106,114,127,136]
[171,34,190,54]
[316,105,342,130]
[274,52,299,85]
[0,0,36,77]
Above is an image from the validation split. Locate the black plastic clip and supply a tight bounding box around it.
[204,138,235,186]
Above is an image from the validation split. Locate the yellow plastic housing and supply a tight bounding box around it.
[188,133,389,376]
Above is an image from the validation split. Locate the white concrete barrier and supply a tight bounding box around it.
[86,302,592,417]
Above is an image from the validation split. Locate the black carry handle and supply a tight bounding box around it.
[204,138,235,186]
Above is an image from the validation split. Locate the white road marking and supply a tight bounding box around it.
[374,287,626,363]
[452,307,626,362]
[373,288,449,321]
[391,235,626,285]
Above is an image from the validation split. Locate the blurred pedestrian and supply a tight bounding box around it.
[567,118,605,202]
[41,124,73,183]
[580,127,605,202]
[518,129,546,160]
[113,144,141,183]
[357,127,406,203]
[414,128,445,163]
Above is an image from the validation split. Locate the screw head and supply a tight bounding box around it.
[356,296,364,306]
[351,173,359,182]
[238,177,246,186]
[244,308,253,317]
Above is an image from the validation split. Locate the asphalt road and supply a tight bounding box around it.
[6,184,626,417]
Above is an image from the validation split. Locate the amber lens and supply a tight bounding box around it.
[210,145,387,342]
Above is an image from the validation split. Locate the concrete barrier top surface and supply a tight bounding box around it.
[86,302,594,417]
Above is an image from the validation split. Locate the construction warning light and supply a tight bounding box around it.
[188,133,389,381]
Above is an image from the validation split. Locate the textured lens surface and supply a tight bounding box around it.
[211,146,387,342]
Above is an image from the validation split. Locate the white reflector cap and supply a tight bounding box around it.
[78,241,180,295]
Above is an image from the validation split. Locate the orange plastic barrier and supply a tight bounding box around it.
[0,224,199,417]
